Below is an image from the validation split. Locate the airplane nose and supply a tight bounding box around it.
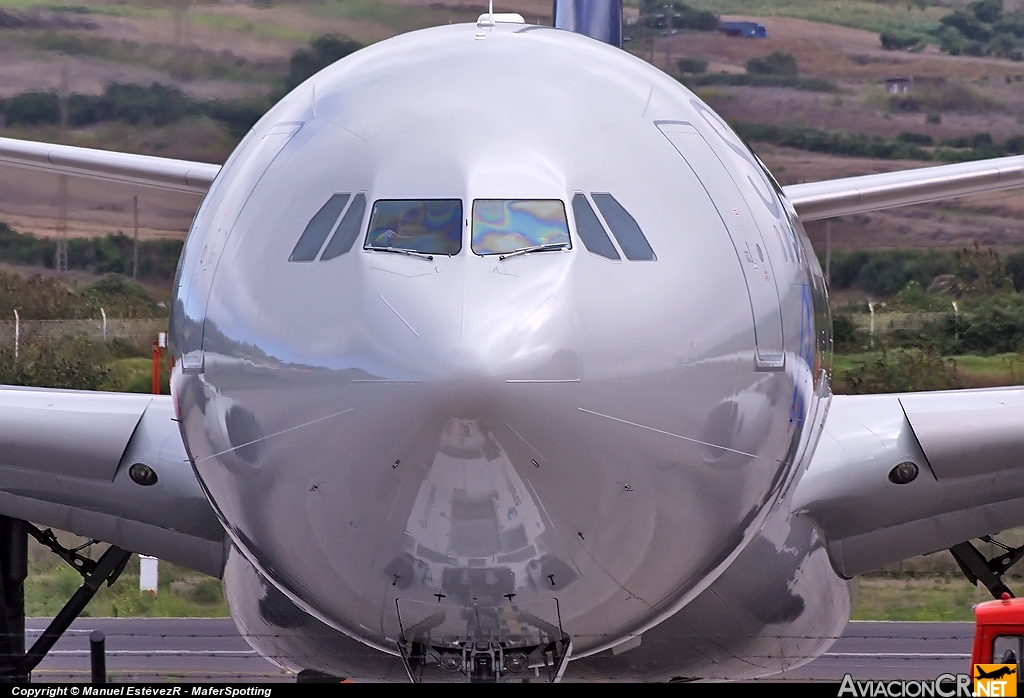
[191,247,793,662]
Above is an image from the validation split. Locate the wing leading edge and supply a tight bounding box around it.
[792,387,1024,578]
[0,137,219,195]
[0,387,226,577]
[783,155,1024,221]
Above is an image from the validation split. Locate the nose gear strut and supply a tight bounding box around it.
[397,599,571,683]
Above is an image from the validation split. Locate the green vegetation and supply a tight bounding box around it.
[888,80,999,115]
[825,246,1012,298]
[736,122,931,160]
[837,348,958,394]
[676,55,708,74]
[0,267,164,320]
[682,74,837,92]
[27,542,226,617]
[877,0,1024,60]
[0,222,183,282]
[934,0,1024,59]
[1,82,267,139]
[0,32,364,146]
[852,574,993,621]
[0,269,170,392]
[274,33,362,100]
[826,246,1024,392]
[746,51,798,77]
[25,32,281,84]
[737,122,1024,162]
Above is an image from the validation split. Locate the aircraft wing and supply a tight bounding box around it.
[0,387,226,577]
[792,387,1024,578]
[0,136,219,195]
[783,155,1024,221]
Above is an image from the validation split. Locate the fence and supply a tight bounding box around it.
[0,318,167,348]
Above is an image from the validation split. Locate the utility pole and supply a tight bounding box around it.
[172,0,192,79]
[56,63,70,273]
[663,3,671,71]
[132,195,139,279]
[825,220,832,287]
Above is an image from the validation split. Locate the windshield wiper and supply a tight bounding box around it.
[366,246,434,261]
[498,243,569,261]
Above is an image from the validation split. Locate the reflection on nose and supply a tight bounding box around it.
[385,417,574,679]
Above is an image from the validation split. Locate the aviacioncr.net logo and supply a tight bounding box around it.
[974,664,1018,697]
[838,673,973,697]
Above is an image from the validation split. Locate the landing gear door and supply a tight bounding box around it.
[657,121,785,371]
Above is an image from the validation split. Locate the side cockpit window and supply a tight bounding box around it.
[321,193,366,261]
[365,199,463,256]
[471,200,570,256]
[571,193,619,260]
[289,193,350,262]
[571,193,656,262]
[592,193,656,261]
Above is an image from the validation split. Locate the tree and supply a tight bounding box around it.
[278,35,363,99]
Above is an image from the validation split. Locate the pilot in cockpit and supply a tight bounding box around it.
[365,200,463,256]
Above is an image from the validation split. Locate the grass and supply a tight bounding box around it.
[190,11,311,42]
[852,575,996,621]
[27,546,227,618]
[22,31,284,84]
[306,0,482,30]
[102,355,168,393]
[834,352,1024,391]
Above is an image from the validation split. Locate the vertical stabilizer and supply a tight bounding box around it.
[553,0,622,47]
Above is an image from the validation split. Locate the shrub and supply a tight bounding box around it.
[671,4,718,31]
[746,52,798,76]
[897,131,934,146]
[277,34,362,99]
[889,81,998,114]
[0,336,111,390]
[0,225,182,284]
[840,349,958,394]
[677,56,708,74]
[3,91,60,126]
[881,29,927,51]
[833,313,867,352]
[1005,250,1024,291]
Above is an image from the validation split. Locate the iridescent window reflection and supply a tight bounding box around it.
[365,200,463,256]
[471,200,571,256]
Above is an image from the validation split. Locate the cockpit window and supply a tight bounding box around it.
[289,193,350,262]
[364,199,462,256]
[571,193,620,260]
[321,193,366,261]
[471,200,570,256]
[591,193,656,261]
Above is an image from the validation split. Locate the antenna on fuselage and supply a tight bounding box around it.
[479,0,495,26]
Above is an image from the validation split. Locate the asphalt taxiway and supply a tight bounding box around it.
[24,619,976,683]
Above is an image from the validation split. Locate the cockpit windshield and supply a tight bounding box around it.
[471,200,571,256]
[365,199,463,256]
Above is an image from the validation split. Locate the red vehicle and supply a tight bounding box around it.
[973,595,1024,683]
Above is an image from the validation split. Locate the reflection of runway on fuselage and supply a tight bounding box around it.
[28,619,975,682]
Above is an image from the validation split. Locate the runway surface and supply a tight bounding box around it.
[25,619,977,682]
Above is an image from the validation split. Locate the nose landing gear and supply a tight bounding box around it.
[397,599,572,683]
